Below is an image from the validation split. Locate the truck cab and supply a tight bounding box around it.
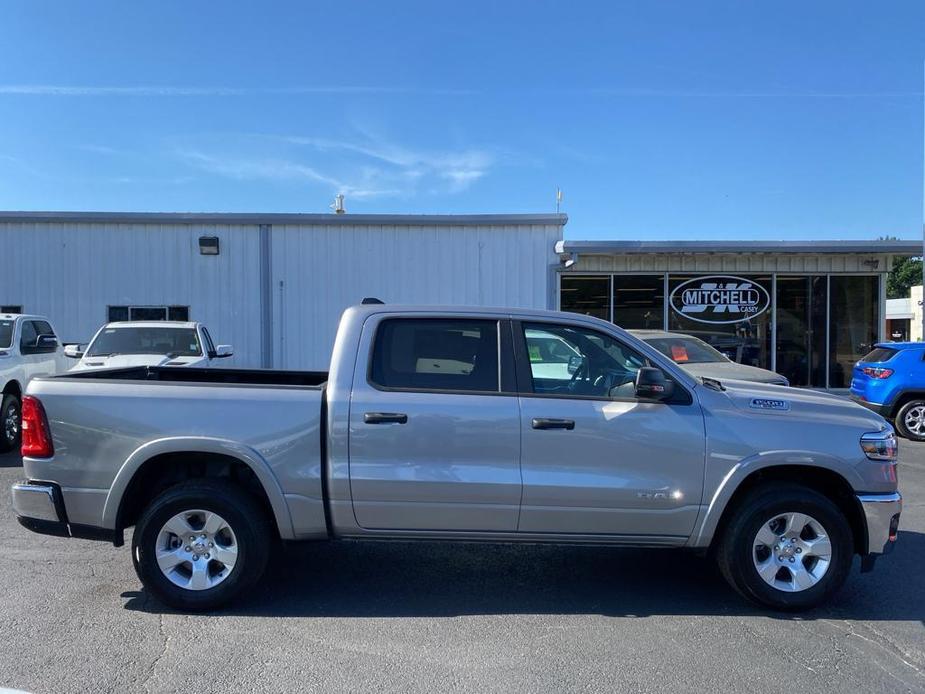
[0,313,66,451]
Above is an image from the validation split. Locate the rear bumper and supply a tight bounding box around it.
[11,480,121,544]
[850,394,892,419]
[858,492,901,555]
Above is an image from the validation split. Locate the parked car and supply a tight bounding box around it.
[850,342,925,441]
[0,313,67,452]
[66,321,232,371]
[13,304,900,612]
[630,329,789,386]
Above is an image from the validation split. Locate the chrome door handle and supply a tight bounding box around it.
[364,412,409,424]
[531,418,575,430]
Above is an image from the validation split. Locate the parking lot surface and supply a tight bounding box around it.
[0,446,922,693]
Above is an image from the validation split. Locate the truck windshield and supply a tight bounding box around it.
[0,320,12,348]
[87,327,202,357]
[644,336,728,364]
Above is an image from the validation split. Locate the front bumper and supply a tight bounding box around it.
[11,480,120,544]
[857,491,901,555]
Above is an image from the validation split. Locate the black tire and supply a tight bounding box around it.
[132,479,272,612]
[715,483,853,611]
[0,393,21,454]
[894,399,925,441]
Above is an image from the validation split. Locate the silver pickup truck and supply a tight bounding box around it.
[12,304,901,611]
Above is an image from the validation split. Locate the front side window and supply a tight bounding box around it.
[0,320,13,348]
[87,327,202,357]
[370,319,499,393]
[19,320,37,350]
[522,322,647,398]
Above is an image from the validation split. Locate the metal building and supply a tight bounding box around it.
[0,212,566,370]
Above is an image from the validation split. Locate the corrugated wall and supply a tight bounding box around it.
[0,221,262,366]
[270,223,562,369]
[0,219,562,371]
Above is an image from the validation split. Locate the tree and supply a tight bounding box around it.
[887,255,923,299]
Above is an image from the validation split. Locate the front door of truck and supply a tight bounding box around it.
[348,315,521,532]
[514,320,706,540]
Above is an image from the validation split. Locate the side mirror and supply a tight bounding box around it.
[64,344,85,359]
[566,354,583,375]
[37,335,58,349]
[634,367,675,401]
[213,344,234,359]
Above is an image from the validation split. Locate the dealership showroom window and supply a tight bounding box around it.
[559,273,879,389]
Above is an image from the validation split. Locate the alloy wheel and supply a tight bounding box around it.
[752,512,832,593]
[155,509,238,591]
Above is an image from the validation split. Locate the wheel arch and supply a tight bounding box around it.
[2,379,22,398]
[105,438,295,540]
[694,462,867,557]
[889,391,925,419]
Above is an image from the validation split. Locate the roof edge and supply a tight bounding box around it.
[0,210,568,227]
[557,239,922,255]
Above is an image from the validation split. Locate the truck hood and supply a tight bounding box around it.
[70,354,204,371]
[681,361,787,385]
[714,378,889,431]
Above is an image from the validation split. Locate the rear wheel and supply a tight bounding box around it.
[716,483,853,611]
[132,479,272,611]
[895,399,925,441]
[0,394,21,453]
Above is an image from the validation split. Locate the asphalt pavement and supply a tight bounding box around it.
[0,446,922,693]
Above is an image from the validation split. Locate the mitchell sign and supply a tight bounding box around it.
[669,275,770,324]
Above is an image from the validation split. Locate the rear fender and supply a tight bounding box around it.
[102,436,295,539]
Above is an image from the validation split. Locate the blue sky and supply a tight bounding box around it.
[0,1,922,240]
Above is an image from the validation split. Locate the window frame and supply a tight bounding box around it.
[512,318,692,405]
[365,316,517,396]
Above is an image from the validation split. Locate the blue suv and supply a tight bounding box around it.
[851,342,925,440]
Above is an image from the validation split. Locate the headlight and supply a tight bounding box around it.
[860,429,898,462]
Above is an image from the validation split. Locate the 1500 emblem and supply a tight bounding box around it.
[749,398,790,411]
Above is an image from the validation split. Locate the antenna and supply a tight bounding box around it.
[331,193,346,214]
[556,187,563,213]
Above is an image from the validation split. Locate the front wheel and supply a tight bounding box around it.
[0,394,21,453]
[716,483,853,611]
[894,399,925,441]
[132,480,272,611]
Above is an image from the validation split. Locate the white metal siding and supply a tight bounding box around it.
[567,252,892,274]
[0,222,262,366]
[0,219,561,371]
[270,223,561,370]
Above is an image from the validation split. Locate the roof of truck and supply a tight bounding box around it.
[104,321,199,329]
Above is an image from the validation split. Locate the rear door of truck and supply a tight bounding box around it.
[347,313,521,532]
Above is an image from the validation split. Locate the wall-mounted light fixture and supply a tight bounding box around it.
[199,236,220,255]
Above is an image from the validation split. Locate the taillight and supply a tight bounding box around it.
[862,367,894,379]
[21,395,53,458]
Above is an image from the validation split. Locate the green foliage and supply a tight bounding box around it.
[887,255,923,299]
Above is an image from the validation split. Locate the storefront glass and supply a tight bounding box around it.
[667,274,773,369]
[775,275,827,387]
[829,275,879,388]
[612,275,664,329]
[560,272,882,389]
[560,275,610,320]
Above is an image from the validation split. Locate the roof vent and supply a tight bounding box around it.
[331,193,346,214]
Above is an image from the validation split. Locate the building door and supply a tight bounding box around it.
[775,276,827,387]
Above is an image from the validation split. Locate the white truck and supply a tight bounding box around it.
[66,321,233,371]
[0,313,67,452]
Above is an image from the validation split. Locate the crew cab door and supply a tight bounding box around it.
[514,319,705,540]
[348,315,521,532]
[19,319,60,383]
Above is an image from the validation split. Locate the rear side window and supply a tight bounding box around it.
[370,318,499,393]
[0,320,13,348]
[861,347,898,363]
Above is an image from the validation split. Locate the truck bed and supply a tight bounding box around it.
[56,365,328,388]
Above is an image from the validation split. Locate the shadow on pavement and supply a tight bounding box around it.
[122,529,925,622]
[0,452,22,469]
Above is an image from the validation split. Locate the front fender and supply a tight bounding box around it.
[688,450,860,549]
[102,436,296,539]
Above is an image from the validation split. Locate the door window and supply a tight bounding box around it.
[369,318,500,393]
[521,322,647,398]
